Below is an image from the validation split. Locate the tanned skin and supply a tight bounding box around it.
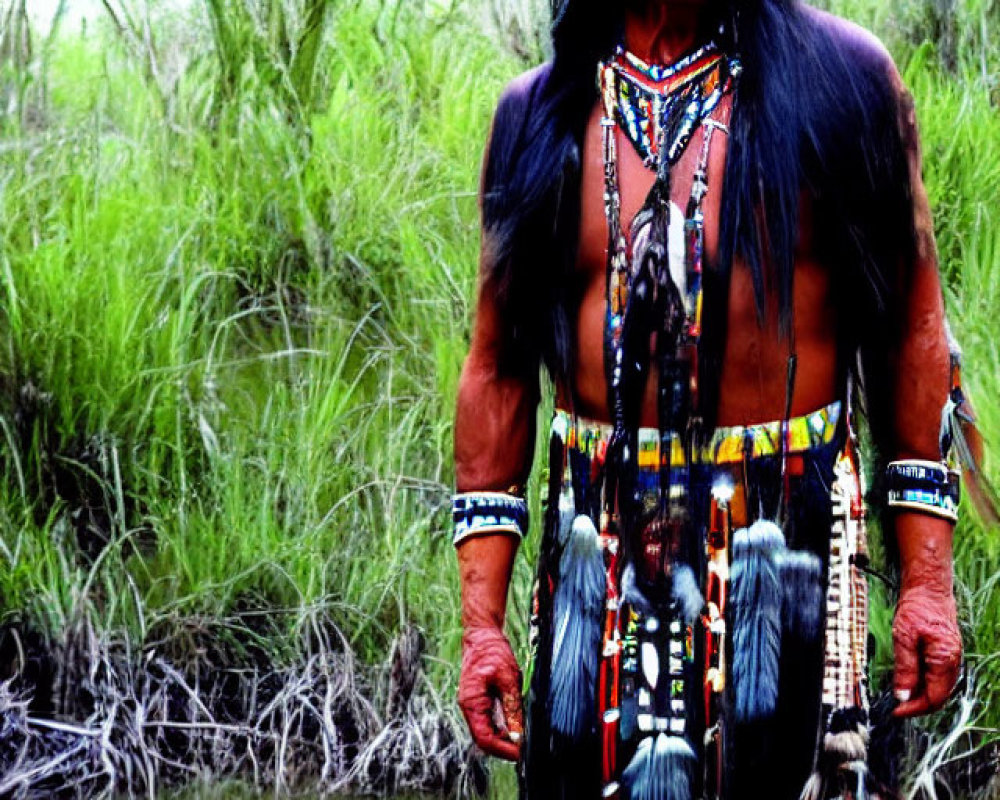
[455,2,961,762]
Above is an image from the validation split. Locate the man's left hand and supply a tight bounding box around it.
[892,583,962,717]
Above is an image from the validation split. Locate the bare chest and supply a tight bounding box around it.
[567,95,839,426]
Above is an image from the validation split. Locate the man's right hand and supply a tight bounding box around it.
[458,626,524,761]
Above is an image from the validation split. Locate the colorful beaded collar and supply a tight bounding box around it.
[602,43,738,168]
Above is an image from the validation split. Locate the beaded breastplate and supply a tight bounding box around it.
[606,44,732,168]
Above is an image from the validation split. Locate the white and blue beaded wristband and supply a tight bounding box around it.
[452,491,528,547]
[885,459,960,523]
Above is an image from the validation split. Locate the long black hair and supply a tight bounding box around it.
[480,0,916,429]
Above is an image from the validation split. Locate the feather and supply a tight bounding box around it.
[827,707,869,763]
[670,564,704,627]
[621,733,695,800]
[829,706,868,734]
[621,562,653,616]
[730,520,785,723]
[776,549,824,644]
[798,708,872,800]
[542,418,567,570]
[557,482,576,546]
[824,730,868,762]
[623,736,655,798]
[549,514,607,740]
[952,406,1000,527]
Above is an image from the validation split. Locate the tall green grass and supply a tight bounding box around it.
[0,0,517,675]
[0,0,998,796]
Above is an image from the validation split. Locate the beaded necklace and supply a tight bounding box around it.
[608,44,731,168]
[598,45,740,513]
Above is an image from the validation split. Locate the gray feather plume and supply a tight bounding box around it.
[621,562,652,616]
[621,732,695,800]
[776,549,824,644]
[730,520,785,723]
[670,564,704,626]
[557,483,576,546]
[549,514,606,739]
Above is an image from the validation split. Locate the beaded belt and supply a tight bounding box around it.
[553,399,842,467]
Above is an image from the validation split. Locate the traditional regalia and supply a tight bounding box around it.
[452,3,988,797]
[517,41,883,800]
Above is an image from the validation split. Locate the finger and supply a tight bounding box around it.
[489,663,523,753]
[923,637,962,713]
[495,659,524,735]
[459,682,493,737]
[481,734,521,762]
[894,691,933,718]
[894,661,959,717]
[492,696,509,736]
[460,689,519,760]
[923,680,953,713]
[893,634,961,718]
[892,626,921,705]
[922,662,960,712]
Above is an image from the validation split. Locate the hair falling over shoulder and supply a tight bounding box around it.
[482,0,916,407]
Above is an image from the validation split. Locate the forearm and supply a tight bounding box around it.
[454,349,538,616]
[889,266,954,581]
[895,514,953,591]
[458,535,520,629]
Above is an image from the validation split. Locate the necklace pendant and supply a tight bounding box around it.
[691,173,709,204]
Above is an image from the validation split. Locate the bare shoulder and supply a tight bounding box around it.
[803,3,920,150]
[802,5,903,87]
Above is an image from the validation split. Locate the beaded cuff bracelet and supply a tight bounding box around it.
[452,491,528,547]
[885,459,960,523]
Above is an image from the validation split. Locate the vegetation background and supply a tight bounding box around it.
[0,0,997,797]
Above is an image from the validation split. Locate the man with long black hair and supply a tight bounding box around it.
[452,1,963,798]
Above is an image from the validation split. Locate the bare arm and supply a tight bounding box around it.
[454,94,541,759]
[454,275,538,762]
[877,64,961,718]
[455,274,538,635]
[455,266,539,499]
